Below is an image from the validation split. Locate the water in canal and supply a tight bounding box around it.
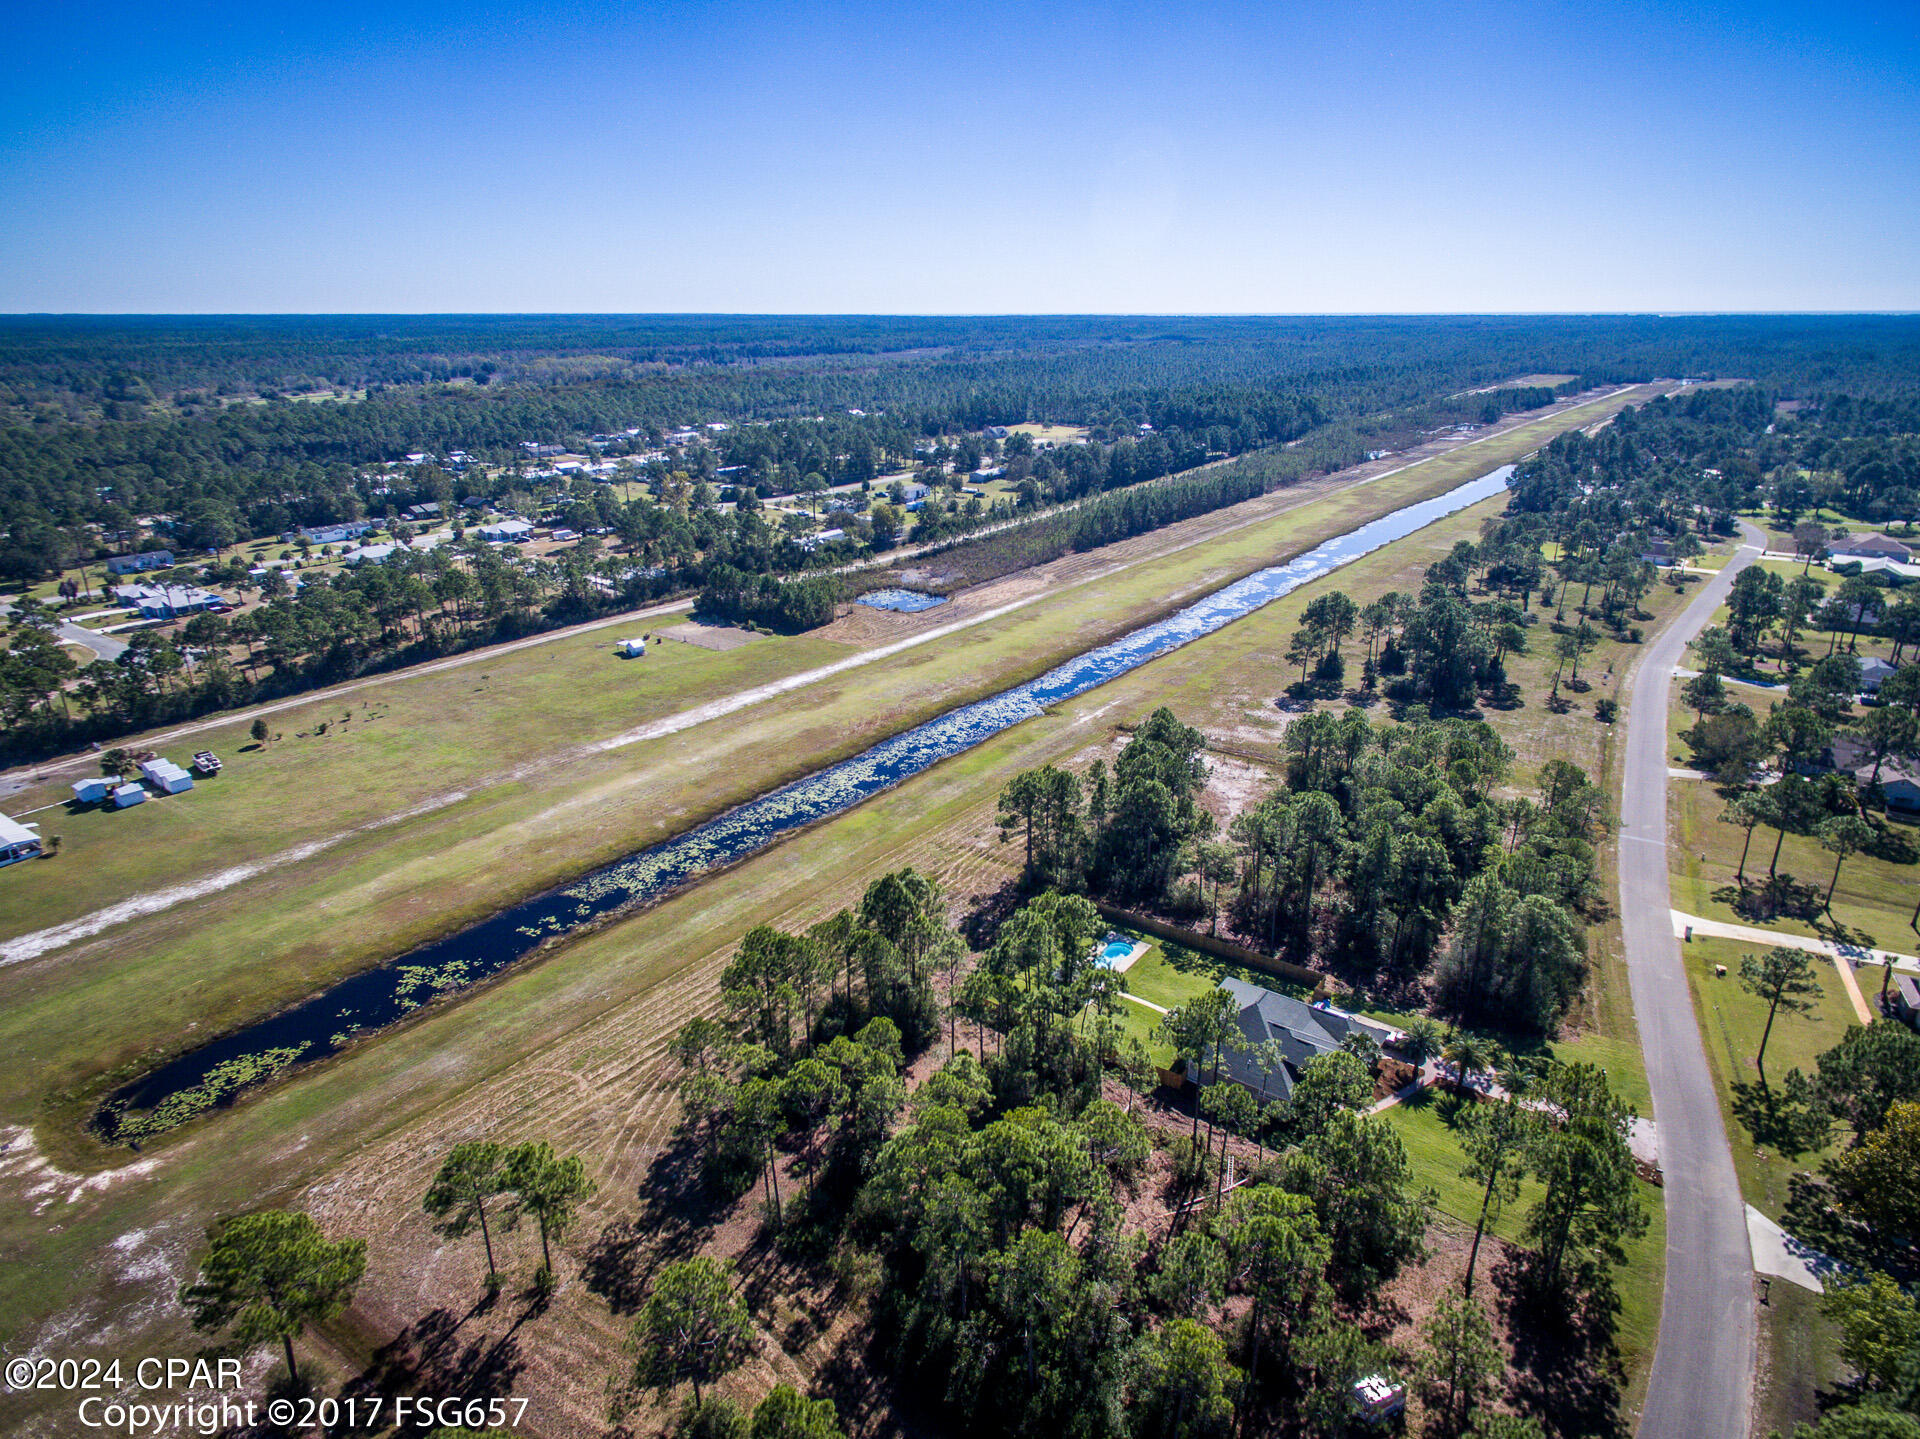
[96,465,1514,1141]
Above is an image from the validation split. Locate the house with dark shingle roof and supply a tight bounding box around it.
[1194,977,1403,1102]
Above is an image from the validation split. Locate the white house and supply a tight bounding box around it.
[0,814,43,865]
[619,638,648,658]
[138,757,194,795]
[341,543,400,565]
[112,783,147,809]
[478,519,534,543]
[71,777,113,804]
[105,550,173,575]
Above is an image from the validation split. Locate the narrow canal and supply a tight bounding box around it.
[97,465,1514,1141]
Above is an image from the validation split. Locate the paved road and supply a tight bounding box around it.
[1620,522,1764,1439]
[0,600,129,660]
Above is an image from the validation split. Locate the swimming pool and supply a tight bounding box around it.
[1100,938,1136,963]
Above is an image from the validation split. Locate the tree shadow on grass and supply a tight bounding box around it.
[1717,874,1828,926]
[328,1298,527,1435]
[809,1311,920,1439]
[1779,1172,1917,1284]
[1729,1078,1831,1160]
[583,1134,735,1315]
[1492,1252,1629,1439]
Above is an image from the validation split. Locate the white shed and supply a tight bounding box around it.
[72,777,114,804]
[112,783,147,809]
[138,758,194,795]
[620,638,648,658]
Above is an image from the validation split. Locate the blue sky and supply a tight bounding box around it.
[3,0,1916,312]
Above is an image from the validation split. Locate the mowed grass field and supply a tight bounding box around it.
[0,385,1691,1433]
[0,386,1670,1159]
[1669,770,1920,950]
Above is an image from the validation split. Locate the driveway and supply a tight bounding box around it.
[1619,522,1765,1439]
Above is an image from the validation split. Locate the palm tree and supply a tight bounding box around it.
[1442,1031,1499,1096]
[1399,1016,1444,1070]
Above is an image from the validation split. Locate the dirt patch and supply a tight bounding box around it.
[661,624,765,652]
[1197,752,1277,826]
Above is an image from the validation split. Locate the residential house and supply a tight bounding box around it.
[1829,533,1913,562]
[113,583,218,618]
[1827,734,1920,812]
[478,519,534,543]
[1195,977,1402,1102]
[105,550,173,575]
[1887,972,1920,1030]
[71,777,114,805]
[300,521,376,546]
[1860,657,1900,693]
[405,502,442,521]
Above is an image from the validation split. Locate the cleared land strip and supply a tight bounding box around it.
[0,387,1662,967]
[1,595,695,786]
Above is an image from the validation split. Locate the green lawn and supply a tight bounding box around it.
[1679,936,1858,1221]
[1383,1089,1545,1243]
[1382,1087,1668,1387]
[1669,772,1920,952]
[1752,1281,1847,1439]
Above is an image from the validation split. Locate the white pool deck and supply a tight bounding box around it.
[1097,936,1151,973]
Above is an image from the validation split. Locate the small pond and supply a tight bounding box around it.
[856,588,948,613]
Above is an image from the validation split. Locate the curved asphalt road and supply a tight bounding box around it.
[1620,522,1765,1439]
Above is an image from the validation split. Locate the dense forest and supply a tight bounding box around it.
[10,322,1920,757]
[647,867,1649,1439]
[996,705,1607,1038]
[5,313,1920,579]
